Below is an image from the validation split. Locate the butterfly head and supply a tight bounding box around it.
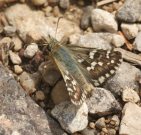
[42,35,59,53]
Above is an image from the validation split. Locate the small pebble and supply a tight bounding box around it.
[95,117,106,129]
[12,36,22,51]
[80,6,93,30]
[108,128,116,135]
[111,115,120,126]
[102,128,108,133]
[3,25,16,37]
[59,0,70,9]
[14,65,23,74]
[0,37,11,46]
[110,120,116,126]
[53,6,61,17]
[9,51,22,65]
[35,90,45,101]
[26,31,42,43]
[24,43,38,58]
[19,72,37,94]
[31,0,46,6]
[121,23,138,40]
[122,87,140,103]
[105,119,110,124]
[89,122,95,129]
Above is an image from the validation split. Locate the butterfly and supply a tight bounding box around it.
[42,34,122,106]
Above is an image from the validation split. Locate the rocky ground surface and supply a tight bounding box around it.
[0,0,141,135]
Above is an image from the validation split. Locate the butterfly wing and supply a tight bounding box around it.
[51,44,94,105]
[67,45,122,86]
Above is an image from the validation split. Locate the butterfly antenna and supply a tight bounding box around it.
[55,17,63,39]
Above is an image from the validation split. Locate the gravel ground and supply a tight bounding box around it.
[0,0,141,135]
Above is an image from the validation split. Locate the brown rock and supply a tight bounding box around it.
[39,61,62,86]
[51,80,69,105]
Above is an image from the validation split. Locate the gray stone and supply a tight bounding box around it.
[121,23,138,40]
[51,80,70,105]
[116,0,141,23]
[104,62,141,96]
[71,33,125,49]
[91,33,125,47]
[91,9,117,33]
[134,32,141,52]
[119,102,141,135]
[59,0,70,9]
[80,6,93,30]
[0,63,65,135]
[51,101,88,133]
[38,61,62,86]
[76,33,112,50]
[5,4,80,42]
[24,43,38,58]
[86,88,121,115]
[122,87,140,103]
[9,51,22,65]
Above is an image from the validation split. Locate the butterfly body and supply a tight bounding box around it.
[46,36,122,105]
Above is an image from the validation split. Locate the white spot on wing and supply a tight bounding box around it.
[105,73,110,78]
[87,67,91,71]
[72,80,77,85]
[64,75,70,81]
[98,62,103,66]
[78,59,84,63]
[110,70,115,74]
[98,76,105,84]
[67,88,73,92]
[111,60,114,63]
[89,55,94,59]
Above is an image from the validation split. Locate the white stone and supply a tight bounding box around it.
[133,32,141,52]
[5,4,81,42]
[119,102,141,135]
[111,34,125,47]
[73,33,125,49]
[24,43,38,58]
[121,23,138,40]
[9,51,21,65]
[51,101,88,133]
[12,37,22,51]
[86,88,121,114]
[14,65,23,74]
[91,9,118,33]
[122,87,140,103]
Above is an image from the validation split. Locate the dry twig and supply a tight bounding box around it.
[114,48,141,66]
